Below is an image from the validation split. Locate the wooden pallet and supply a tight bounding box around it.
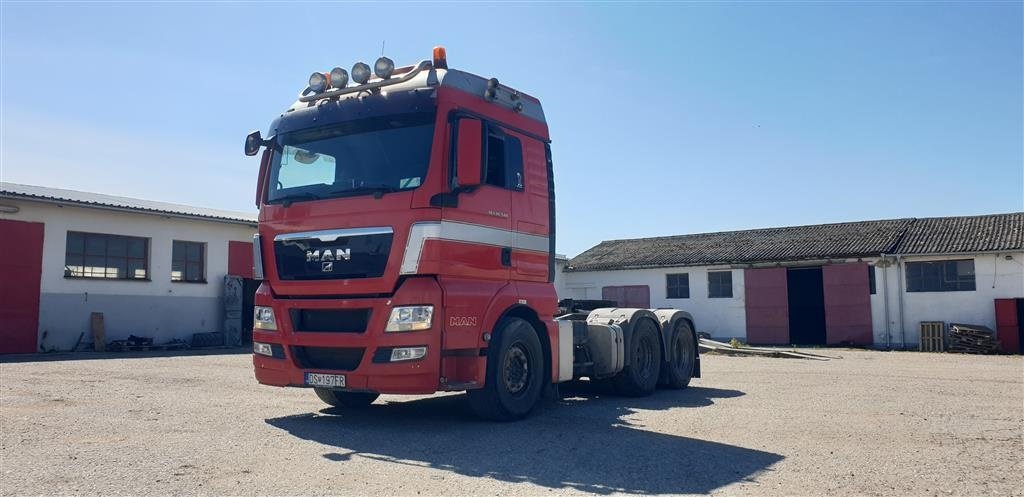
[919,321,945,352]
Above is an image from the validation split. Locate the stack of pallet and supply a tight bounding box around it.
[948,323,1000,354]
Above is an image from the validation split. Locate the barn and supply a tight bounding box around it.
[560,213,1024,351]
[0,183,257,354]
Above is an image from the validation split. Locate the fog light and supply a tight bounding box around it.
[351,62,371,84]
[390,346,427,362]
[374,56,394,79]
[253,342,274,357]
[329,67,348,88]
[308,72,328,93]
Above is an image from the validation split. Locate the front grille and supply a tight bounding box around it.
[292,346,365,371]
[289,309,370,333]
[274,231,393,281]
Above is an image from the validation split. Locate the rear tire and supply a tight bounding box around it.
[467,317,545,421]
[611,318,662,396]
[660,321,696,389]
[314,389,379,408]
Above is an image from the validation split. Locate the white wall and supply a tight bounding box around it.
[0,199,256,349]
[877,252,1024,348]
[562,253,1024,348]
[561,265,747,340]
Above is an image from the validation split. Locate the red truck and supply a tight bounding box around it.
[244,47,700,420]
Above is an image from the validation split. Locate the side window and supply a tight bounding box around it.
[483,126,524,191]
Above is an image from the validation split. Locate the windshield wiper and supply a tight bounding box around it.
[273,192,322,207]
[330,185,401,199]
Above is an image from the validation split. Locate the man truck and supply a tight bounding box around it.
[245,47,700,421]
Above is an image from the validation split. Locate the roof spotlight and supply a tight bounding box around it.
[308,72,328,93]
[374,56,395,79]
[352,62,371,84]
[329,67,348,89]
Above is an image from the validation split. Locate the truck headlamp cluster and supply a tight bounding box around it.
[308,72,328,93]
[385,305,433,332]
[254,306,278,331]
[329,67,348,89]
[374,56,395,79]
[351,62,372,85]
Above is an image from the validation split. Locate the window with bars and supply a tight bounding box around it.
[906,259,975,292]
[64,231,148,280]
[708,270,733,298]
[666,273,690,299]
[172,241,206,283]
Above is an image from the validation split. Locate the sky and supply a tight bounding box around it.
[1,2,1021,257]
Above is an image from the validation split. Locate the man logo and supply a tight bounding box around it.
[306,248,351,263]
[322,261,333,272]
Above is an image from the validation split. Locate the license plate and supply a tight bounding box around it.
[305,372,346,388]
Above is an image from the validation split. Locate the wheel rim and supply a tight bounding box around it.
[503,342,531,396]
[636,335,656,380]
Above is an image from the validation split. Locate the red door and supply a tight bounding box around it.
[601,285,650,308]
[228,240,254,278]
[994,298,1021,354]
[822,263,873,345]
[745,268,789,344]
[0,219,44,354]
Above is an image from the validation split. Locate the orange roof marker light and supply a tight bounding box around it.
[433,46,448,70]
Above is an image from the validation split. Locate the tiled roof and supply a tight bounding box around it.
[896,213,1024,254]
[0,182,257,225]
[566,213,1023,272]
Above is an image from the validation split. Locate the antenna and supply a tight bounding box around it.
[381,40,386,56]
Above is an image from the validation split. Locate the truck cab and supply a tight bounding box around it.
[247,48,698,420]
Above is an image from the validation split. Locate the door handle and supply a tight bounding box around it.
[501,247,512,267]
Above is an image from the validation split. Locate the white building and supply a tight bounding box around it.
[0,183,257,354]
[561,213,1024,352]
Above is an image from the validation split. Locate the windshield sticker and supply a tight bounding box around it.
[399,177,421,188]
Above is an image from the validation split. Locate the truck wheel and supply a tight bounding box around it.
[467,317,545,421]
[314,388,379,408]
[660,321,696,389]
[611,318,662,396]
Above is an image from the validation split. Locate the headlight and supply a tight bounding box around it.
[385,305,433,332]
[254,305,277,331]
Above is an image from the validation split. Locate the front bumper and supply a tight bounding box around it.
[252,278,443,395]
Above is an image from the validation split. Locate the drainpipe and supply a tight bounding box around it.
[881,254,891,349]
[896,254,906,349]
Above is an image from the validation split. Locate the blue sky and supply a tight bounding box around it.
[2,2,1021,256]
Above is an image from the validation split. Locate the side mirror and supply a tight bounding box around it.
[244,130,264,156]
[255,149,271,207]
[455,119,483,188]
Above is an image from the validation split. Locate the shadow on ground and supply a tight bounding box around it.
[266,384,782,495]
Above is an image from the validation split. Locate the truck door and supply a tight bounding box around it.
[441,117,512,281]
[507,133,551,281]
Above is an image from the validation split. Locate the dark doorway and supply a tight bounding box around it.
[787,267,826,345]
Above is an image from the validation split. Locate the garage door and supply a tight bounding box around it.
[0,219,44,354]
[822,262,872,345]
[745,267,789,345]
[601,285,650,308]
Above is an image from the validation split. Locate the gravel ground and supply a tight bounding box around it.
[1,349,1021,496]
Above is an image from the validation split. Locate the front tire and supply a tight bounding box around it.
[611,318,662,396]
[314,389,379,408]
[467,317,545,421]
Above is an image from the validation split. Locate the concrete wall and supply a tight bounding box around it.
[563,252,1024,348]
[561,266,747,340]
[874,252,1024,348]
[0,199,255,350]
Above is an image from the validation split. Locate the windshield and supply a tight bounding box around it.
[267,112,435,203]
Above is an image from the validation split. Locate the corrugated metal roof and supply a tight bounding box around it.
[566,213,1023,272]
[896,213,1024,254]
[0,182,257,225]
